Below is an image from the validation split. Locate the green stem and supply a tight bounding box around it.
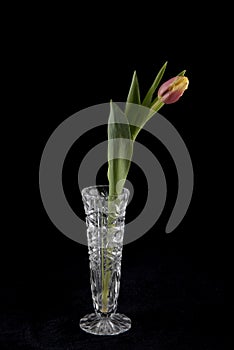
[131,100,164,141]
[101,246,106,312]
[101,263,111,313]
[101,196,115,313]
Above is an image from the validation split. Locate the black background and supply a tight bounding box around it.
[1,17,230,349]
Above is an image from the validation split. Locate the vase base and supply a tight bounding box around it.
[80,312,131,335]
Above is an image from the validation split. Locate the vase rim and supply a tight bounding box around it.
[81,185,130,199]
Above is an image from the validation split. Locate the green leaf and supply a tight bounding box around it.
[178,69,186,76]
[125,64,167,140]
[126,71,141,105]
[107,101,133,196]
[142,61,167,107]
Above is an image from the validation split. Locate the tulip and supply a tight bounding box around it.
[158,76,189,104]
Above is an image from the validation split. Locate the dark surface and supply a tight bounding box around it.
[0,235,229,350]
[1,26,230,349]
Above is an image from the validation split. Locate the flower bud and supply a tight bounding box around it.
[158,76,189,104]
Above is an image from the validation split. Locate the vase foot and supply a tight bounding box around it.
[80,312,131,335]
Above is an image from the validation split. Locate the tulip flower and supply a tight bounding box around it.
[158,76,189,104]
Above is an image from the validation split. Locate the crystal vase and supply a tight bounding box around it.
[79,185,131,335]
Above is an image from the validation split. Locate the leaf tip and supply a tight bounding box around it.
[178,69,186,76]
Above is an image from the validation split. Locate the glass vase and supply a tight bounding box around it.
[79,185,131,335]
